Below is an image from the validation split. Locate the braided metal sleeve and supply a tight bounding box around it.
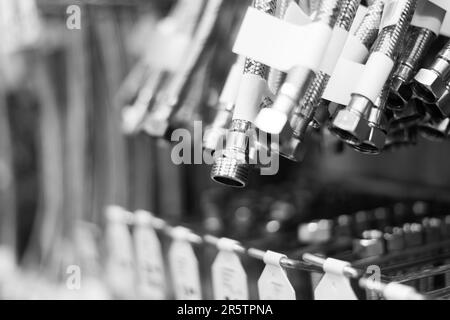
[313,0,342,26]
[243,0,278,79]
[377,78,392,112]
[336,0,361,31]
[268,0,292,93]
[371,0,418,60]
[308,0,322,16]
[292,72,330,133]
[277,0,292,18]
[394,26,436,82]
[354,0,385,49]
[293,0,360,126]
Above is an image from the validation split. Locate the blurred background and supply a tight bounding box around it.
[1,0,450,299]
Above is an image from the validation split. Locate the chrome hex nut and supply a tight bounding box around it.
[329,109,370,146]
[413,68,447,104]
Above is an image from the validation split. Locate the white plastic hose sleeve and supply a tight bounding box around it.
[232,74,268,122]
[352,52,395,103]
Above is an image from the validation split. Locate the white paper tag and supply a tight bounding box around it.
[104,206,136,297]
[168,228,202,300]
[257,251,296,300]
[314,258,358,300]
[411,0,446,36]
[380,0,408,29]
[232,8,332,72]
[283,1,312,26]
[320,27,350,76]
[211,238,249,300]
[133,211,166,300]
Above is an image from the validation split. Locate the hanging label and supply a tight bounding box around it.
[133,211,166,300]
[104,206,136,297]
[168,227,202,300]
[314,258,357,300]
[211,238,249,300]
[232,8,332,72]
[257,251,296,300]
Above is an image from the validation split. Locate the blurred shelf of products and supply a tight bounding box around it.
[1,0,450,300]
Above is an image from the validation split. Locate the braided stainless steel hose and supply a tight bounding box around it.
[388,26,436,110]
[254,0,341,136]
[267,0,292,94]
[354,0,385,51]
[310,0,385,129]
[211,0,277,188]
[413,39,450,104]
[330,0,418,146]
[278,0,360,160]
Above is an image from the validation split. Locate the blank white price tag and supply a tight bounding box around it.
[133,211,166,300]
[257,251,296,300]
[212,238,249,300]
[104,206,136,297]
[233,7,332,72]
[314,258,357,300]
[168,227,202,300]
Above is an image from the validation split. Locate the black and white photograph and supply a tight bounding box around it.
[0,0,449,308]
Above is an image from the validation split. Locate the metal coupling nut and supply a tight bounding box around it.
[350,106,387,155]
[211,120,252,188]
[388,27,436,110]
[413,40,450,103]
[424,82,450,119]
[329,94,373,145]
